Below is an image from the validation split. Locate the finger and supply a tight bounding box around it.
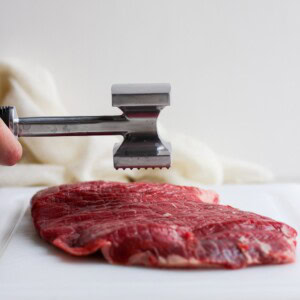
[0,119,22,166]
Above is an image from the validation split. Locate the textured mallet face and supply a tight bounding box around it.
[31,181,297,269]
[113,141,171,170]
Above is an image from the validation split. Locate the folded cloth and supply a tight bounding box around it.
[0,59,273,186]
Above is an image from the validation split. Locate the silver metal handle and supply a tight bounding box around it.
[16,114,159,137]
[17,115,127,137]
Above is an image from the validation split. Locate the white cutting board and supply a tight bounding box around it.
[0,184,299,300]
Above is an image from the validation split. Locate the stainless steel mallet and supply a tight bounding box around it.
[0,83,171,169]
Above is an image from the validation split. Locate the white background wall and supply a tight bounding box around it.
[0,0,299,181]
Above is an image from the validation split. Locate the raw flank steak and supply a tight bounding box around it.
[31,181,297,269]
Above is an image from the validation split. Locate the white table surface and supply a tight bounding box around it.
[0,184,299,300]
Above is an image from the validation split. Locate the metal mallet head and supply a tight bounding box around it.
[0,83,172,170]
[112,83,171,169]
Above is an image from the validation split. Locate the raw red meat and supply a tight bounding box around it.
[31,181,297,269]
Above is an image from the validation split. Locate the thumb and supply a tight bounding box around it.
[0,119,22,166]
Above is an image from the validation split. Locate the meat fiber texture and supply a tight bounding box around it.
[31,181,297,269]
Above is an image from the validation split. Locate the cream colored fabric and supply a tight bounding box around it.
[0,60,273,186]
